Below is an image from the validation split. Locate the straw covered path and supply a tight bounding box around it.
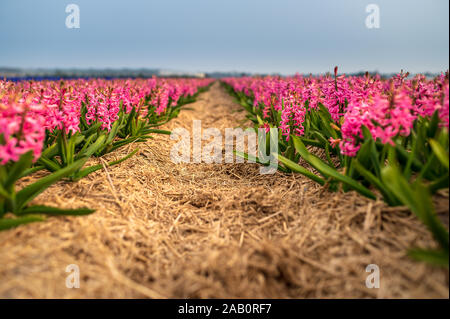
[0,82,448,298]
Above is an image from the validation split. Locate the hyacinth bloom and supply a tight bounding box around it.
[0,97,46,164]
[339,90,417,156]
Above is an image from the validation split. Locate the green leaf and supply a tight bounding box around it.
[408,248,448,267]
[353,159,399,206]
[78,134,106,158]
[394,143,423,172]
[107,148,139,166]
[19,205,95,216]
[417,153,438,181]
[275,153,325,185]
[0,215,45,231]
[75,148,139,180]
[350,131,376,181]
[403,134,417,179]
[81,122,102,137]
[284,145,295,162]
[256,115,265,126]
[427,110,440,139]
[234,150,260,163]
[143,129,172,135]
[428,174,449,193]
[358,127,375,168]
[299,138,323,148]
[111,136,142,151]
[15,158,88,211]
[19,165,45,179]
[317,104,338,139]
[324,143,335,168]
[0,183,10,199]
[105,117,122,146]
[291,135,376,199]
[38,155,62,172]
[429,139,449,171]
[41,142,58,158]
[4,151,33,189]
[311,131,329,148]
[234,150,289,173]
[77,133,96,157]
[358,127,382,179]
[73,134,86,146]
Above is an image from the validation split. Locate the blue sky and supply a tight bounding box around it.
[0,0,448,74]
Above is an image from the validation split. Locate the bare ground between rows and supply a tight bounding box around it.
[0,82,448,298]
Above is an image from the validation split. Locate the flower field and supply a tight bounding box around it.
[0,74,448,299]
[224,69,449,266]
[1,0,449,303]
[0,78,212,229]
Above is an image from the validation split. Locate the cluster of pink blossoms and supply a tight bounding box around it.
[224,70,449,156]
[0,96,46,164]
[340,90,417,156]
[0,77,212,165]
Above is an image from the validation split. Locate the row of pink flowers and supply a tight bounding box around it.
[224,71,449,156]
[0,77,212,164]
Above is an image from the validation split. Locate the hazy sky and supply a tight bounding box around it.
[0,0,448,74]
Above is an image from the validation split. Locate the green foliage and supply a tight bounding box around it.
[0,152,94,230]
